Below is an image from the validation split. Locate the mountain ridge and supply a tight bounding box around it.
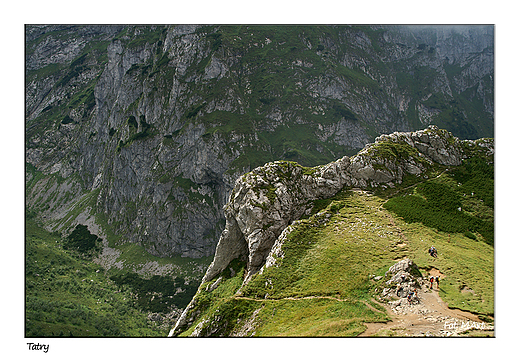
[170,125,493,336]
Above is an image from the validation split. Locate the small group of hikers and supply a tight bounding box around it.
[427,245,441,289]
[429,275,440,289]
[394,245,442,305]
[428,245,440,289]
[402,277,441,305]
[407,288,418,305]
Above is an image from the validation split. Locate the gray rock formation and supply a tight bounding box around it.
[381,258,422,298]
[201,126,469,286]
[203,155,352,286]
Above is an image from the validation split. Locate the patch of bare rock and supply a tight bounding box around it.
[365,258,494,337]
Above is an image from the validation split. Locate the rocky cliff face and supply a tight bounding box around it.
[25,25,494,259]
[170,126,494,335]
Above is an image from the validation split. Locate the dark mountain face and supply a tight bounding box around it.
[25,25,494,258]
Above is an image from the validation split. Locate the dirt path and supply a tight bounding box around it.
[360,279,494,337]
[235,295,350,303]
[233,285,493,337]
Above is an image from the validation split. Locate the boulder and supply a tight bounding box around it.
[383,258,422,299]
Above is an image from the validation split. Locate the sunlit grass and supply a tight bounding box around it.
[254,298,387,337]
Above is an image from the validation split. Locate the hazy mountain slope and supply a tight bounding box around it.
[25,24,494,261]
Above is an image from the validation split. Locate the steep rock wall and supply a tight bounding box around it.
[26,25,494,259]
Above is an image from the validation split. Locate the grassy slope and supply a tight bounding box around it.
[179,190,399,336]
[26,212,212,337]
[397,220,494,318]
[179,155,494,336]
[25,219,163,337]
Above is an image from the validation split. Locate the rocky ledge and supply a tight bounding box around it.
[170,126,494,336]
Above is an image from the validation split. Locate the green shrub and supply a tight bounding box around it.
[127,115,138,129]
[207,32,222,51]
[416,181,462,211]
[464,231,477,240]
[117,115,156,150]
[383,156,494,245]
[186,104,204,119]
[61,115,74,124]
[331,103,357,121]
[370,141,422,163]
[63,224,101,254]
[451,157,494,208]
[109,272,198,312]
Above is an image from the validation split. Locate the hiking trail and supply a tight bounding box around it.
[360,272,494,337]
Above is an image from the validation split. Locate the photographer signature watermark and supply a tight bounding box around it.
[444,320,486,330]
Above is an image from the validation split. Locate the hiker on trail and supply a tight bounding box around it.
[407,292,413,305]
[429,276,434,289]
[428,246,437,258]
[435,276,440,288]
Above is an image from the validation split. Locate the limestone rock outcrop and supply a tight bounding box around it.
[204,125,473,286]
[202,155,352,286]
[381,258,422,298]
